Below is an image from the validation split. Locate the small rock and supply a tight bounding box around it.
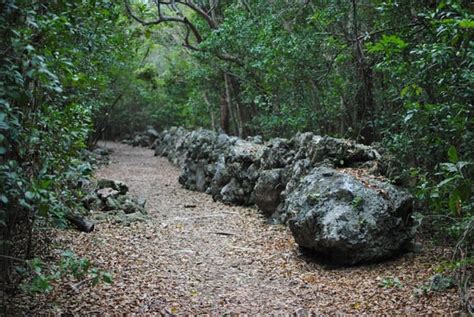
[105,197,121,211]
[97,178,128,195]
[96,187,120,200]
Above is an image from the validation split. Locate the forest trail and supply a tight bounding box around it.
[16,142,458,314]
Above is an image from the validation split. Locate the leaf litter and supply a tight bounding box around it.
[8,142,461,314]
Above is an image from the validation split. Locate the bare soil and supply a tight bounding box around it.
[8,142,461,315]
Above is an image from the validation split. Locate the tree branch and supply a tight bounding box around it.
[124,0,186,25]
[181,0,217,29]
[124,0,243,66]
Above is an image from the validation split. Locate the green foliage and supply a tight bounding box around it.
[0,0,140,295]
[19,251,112,295]
[352,196,364,209]
[0,1,140,223]
[415,146,473,243]
[378,277,403,289]
[413,272,457,298]
[0,0,471,310]
[367,35,408,55]
[423,147,472,215]
[121,1,472,249]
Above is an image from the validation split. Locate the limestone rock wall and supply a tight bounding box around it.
[153,127,416,265]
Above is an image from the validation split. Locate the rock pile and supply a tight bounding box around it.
[121,126,160,148]
[83,146,111,166]
[82,178,148,226]
[154,127,416,265]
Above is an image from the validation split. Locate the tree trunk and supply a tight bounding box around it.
[219,93,230,134]
[227,73,252,137]
[224,72,240,136]
[351,0,375,144]
[203,92,216,131]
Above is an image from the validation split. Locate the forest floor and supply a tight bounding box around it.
[9,142,461,315]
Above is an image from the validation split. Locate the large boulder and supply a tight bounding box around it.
[271,158,314,224]
[286,166,414,265]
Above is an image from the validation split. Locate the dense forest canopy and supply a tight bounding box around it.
[0,0,472,313]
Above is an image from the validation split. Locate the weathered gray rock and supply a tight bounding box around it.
[122,133,151,147]
[96,187,120,200]
[286,166,414,265]
[292,132,380,166]
[118,196,145,214]
[83,179,147,222]
[261,138,294,169]
[177,129,219,192]
[254,169,285,216]
[114,210,149,226]
[83,146,110,166]
[121,126,160,148]
[271,159,314,224]
[105,197,121,211]
[210,154,231,200]
[245,135,263,144]
[92,147,110,156]
[154,127,191,165]
[146,126,160,140]
[92,210,149,226]
[81,193,103,211]
[97,178,128,195]
[153,127,415,265]
[210,140,266,205]
[220,178,246,205]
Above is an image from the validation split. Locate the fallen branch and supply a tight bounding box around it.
[209,231,235,236]
[66,214,95,233]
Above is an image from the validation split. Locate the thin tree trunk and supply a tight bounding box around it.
[351,0,375,144]
[219,93,230,134]
[224,72,240,136]
[203,92,216,131]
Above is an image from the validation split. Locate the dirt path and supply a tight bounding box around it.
[14,142,459,314]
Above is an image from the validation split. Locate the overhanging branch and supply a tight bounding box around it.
[124,0,243,67]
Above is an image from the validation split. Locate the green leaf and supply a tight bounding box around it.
[34,275,53,293]
[62,250,74,258]
[102,272,113,283]
[0,194,9,204]
[25,191,35,200]
[38,204,49,217]
[437,176,457,188]
[447,146,458,163]
[459,20,474,29]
